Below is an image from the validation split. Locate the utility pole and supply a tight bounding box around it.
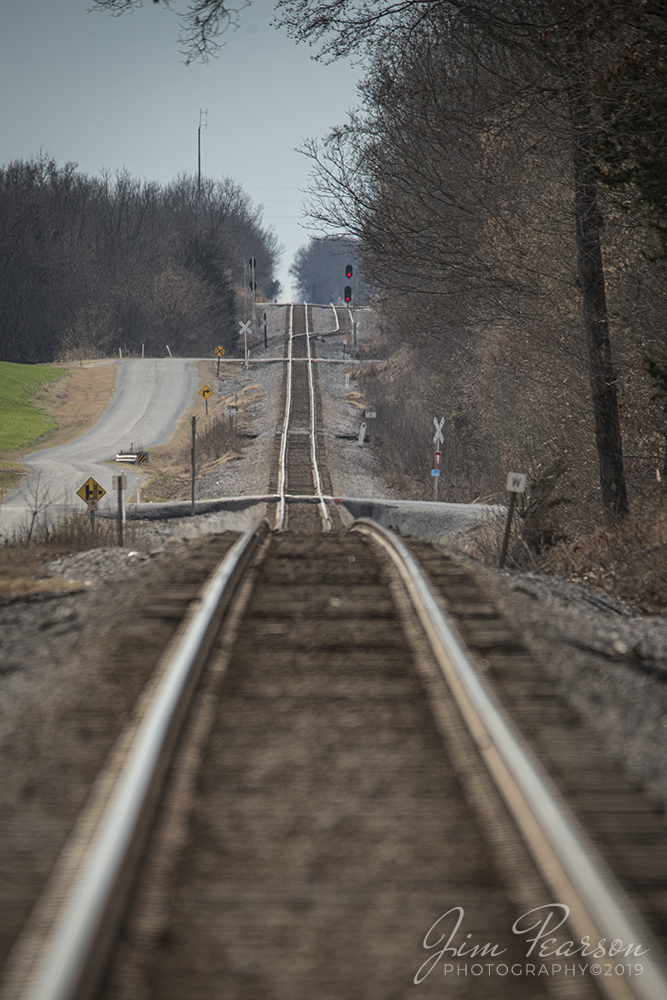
[191,415,199,516]
[197,108,208,199]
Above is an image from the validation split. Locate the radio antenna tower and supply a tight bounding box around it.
[198,108,208,198]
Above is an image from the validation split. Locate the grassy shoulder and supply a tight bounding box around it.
[0,361,118,461]
[0,361,68,452]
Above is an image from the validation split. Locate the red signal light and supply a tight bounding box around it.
[344,285,352,303]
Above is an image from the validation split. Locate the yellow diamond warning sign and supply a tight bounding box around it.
[199,385,214,400]
[214,345,225,357]
[76,477,106,507]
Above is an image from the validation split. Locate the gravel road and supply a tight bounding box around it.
[1,358,197,541]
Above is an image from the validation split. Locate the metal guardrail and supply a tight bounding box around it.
[351,517,667,1000]
[0,523,267,1000]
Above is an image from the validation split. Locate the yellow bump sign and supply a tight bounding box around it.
[214,345,225,357]
[76,477,106,506]
[199,385,214,400]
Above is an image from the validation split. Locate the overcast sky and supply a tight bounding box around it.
[0,0,362,295]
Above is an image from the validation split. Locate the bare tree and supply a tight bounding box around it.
[90,0,250,62]
[0,157,281,361]
[19,473,58,544]
[291,0,634,515]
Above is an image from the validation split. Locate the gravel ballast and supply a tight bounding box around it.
[2,305,667,979]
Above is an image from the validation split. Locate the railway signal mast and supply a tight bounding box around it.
[249,256,257,333]
[343,263,355,354]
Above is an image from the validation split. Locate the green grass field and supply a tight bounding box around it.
[0,361,68,452]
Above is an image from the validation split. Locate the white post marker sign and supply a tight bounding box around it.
[506,472,527,494]
[499,471,527,568]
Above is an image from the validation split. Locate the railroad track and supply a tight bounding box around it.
[268,303,336,532]
[3,306,667,1000]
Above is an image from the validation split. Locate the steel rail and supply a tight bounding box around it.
[275,303,293,531]
[330,302,340,331]
[1,523,266,1000]
[304,302,333,532]
[351,518,667,1000]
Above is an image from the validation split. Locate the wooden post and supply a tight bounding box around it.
[498,492,517,569]
[191,415,199,516]
[113,475,127,547]
[117,481,123,547]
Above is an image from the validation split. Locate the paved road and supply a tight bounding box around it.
[1,359,197,541]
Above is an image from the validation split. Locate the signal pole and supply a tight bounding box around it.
[249,257,257,332]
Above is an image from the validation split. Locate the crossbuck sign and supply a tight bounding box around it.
[433,417,444,446]
[239,320,252,368]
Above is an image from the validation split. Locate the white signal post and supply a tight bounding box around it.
[432,418,444,501]
[239,320,252,369]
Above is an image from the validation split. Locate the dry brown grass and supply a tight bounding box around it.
[0,463,29,496]
[452,500,667,614]
[133,373,261,502]
[541,507,667,613]
[0,513,147,599]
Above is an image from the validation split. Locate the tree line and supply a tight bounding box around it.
[0,154,279,363]
[285,0,667,525]
[89,0,667,529]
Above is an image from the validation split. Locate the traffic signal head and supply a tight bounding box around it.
[345,263,353,278]
[344,285,352,303]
